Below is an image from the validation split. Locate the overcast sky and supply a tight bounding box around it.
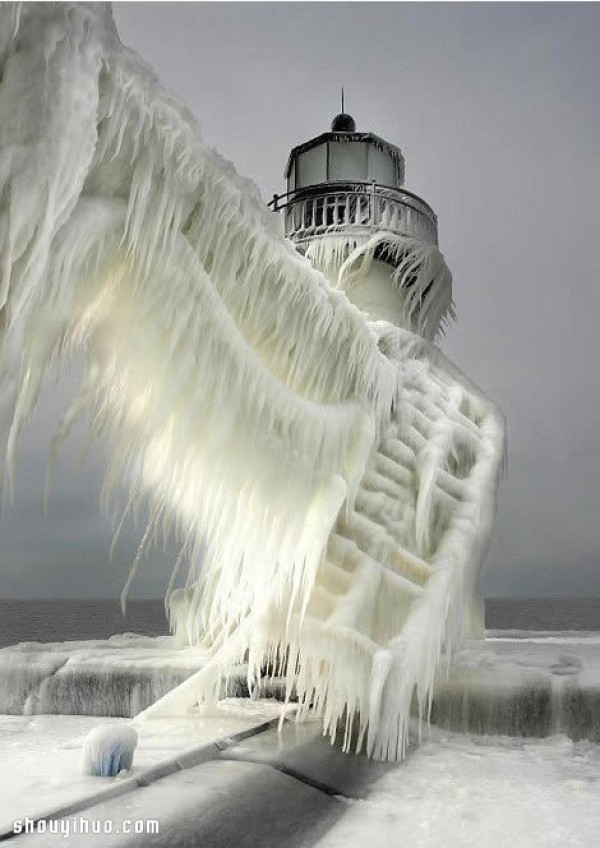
[1,2,599,600]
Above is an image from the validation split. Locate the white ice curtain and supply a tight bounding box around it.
[0,3,504,760]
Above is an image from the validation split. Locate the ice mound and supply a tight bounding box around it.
[81,723,138,777]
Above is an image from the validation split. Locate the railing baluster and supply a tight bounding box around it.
[382,198,389,229]
[278,182,438,246]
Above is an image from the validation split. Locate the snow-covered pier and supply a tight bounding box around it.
[0,633,598,741]
[432,633,600,740]
[1,701,598,847]
[0,635,207,718]
[0,632,598,846]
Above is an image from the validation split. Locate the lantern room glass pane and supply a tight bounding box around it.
[296,144,327,188]
[368,146,396,186]
[328,141,368,182]
[287,159,295,193]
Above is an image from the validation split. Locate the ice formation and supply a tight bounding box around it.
[0,2,505,760]
[81,723,137,777]
[305,232,455,341]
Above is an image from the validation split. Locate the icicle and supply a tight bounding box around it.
[305,232,454,341]
[0,3,505,761]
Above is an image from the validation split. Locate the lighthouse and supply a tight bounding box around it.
[271,110,453,339]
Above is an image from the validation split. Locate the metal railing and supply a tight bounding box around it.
[269,181,438,247]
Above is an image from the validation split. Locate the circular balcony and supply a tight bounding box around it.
[269,181,438,249]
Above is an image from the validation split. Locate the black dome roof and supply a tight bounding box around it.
[330,112,356,132]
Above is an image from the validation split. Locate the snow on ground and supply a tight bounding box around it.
[0,633,598,845]
[0,708,274,834]
[317,725,600,848]
[2,715,599,847]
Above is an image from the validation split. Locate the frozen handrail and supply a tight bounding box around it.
[269,181,438,247]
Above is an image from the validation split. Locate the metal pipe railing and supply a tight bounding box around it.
[269,181,438,246]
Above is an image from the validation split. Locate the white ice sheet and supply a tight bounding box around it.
[317,726,600,848]
[0,708,276,833]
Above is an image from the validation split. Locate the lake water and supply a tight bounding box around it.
[0,598,599,648]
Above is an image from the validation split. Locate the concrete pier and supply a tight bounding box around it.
[0,633,598,847]
[431,634,600,741]
[0,632,598,740]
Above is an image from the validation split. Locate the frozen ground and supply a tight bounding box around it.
[0,632,598,845]
[1,715,599,847]
[316,727,600,848]
[0,704,283,837]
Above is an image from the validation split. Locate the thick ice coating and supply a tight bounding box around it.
[0,2,505,760]
[81,723,138,777]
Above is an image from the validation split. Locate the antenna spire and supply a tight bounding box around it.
[330,91,355,132]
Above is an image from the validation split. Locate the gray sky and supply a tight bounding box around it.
[1,2,600,599]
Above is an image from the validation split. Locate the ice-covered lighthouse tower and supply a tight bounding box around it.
[0,4,505,761]
[271,109,453,338]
